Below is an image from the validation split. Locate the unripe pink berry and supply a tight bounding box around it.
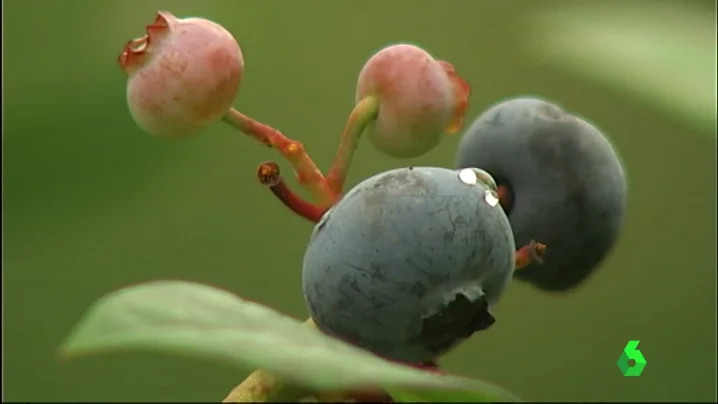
[356,44,470,158]
[119,11,244,138]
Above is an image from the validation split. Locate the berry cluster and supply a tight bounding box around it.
[120,11,627,402]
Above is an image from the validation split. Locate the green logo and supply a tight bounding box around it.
[617,340,647,376]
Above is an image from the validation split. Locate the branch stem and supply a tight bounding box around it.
[223,318,444,402]
[326,96,380,194]
[223,108,337,207]
[257,161,326,223]
[223,319,318,403]
[515,240,547,271]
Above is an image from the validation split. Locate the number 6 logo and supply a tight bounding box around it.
[617,340,647,376]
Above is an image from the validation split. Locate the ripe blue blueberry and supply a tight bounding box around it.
[455,97,627,291]
[302,166,516,364]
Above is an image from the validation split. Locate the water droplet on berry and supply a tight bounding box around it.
[484,190,499,206]
[458,168,478,185]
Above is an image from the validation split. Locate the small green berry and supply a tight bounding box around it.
[356,44,470,158]
[118,11,244,138]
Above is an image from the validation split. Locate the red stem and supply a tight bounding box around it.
[515,240,547,270]
[257,162,326,223]
[224,108,338,207]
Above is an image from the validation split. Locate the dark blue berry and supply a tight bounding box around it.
[302,166,515,363]
[456,97,627,291]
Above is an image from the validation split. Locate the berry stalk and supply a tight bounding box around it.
[257,161,326,223]
[224,317,440,402]
[222,368,310,403]
[326,95,380,193]
[223,319,388,403]
[223,319,318,403]
[496,185,513,212]
[515,240,547,271]
[223,108,338,207]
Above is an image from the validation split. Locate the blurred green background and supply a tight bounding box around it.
[4,0,716,401]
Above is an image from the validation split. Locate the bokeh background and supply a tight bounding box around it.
[4,0,716,401]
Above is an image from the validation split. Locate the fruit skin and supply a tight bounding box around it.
[119,11,244,138]
[455,97,627,291]
[302,166,515,364]
[356,44,470,159]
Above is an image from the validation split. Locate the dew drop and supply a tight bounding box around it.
[458,168,478,185]
[484,190,499,206]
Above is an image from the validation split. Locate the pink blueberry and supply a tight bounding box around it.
[356,44,470,158]
[118,11,244,138]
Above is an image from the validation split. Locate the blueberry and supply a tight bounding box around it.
[302,166,516,364]
[455,97,627,291]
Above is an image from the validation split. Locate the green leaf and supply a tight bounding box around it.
[524,2,716,135]
[59,280,519,401]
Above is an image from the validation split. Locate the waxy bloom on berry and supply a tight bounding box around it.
[118,11,244,138]
[356,44,470,158]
